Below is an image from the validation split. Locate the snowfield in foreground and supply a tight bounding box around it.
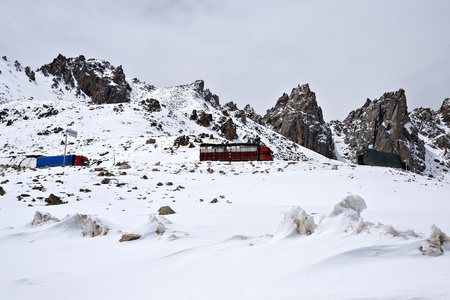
[1,157,449,300]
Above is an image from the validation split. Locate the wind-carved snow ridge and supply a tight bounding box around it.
[51,213,109,237]
[30,211,60,226]
[274,206,317,239]
[274,194,450,256]
[421,224,450,257]
[315,194,368,235]
[127,214,185,241]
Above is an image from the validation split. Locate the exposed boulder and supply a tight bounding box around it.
[140,98,161,113]
[38,54,131,104]
[190,109,198,120]
[173,135,190,147]
[45,193,64,205]
[0,186,5,196]
[158,206,176,215]
[263,84,336,159]
[119,233,142,242]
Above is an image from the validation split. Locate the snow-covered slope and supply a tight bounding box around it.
[1,57,322,165]
[1,56,450,299]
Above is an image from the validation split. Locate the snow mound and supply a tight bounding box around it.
[52,213,109,237]
[147,214,170,236]
[315,194,368,234]
[30,211,60,226]
[129,214,175,239]
[421,224,450,256]
[274,206,316,239]
[325,194,367,219]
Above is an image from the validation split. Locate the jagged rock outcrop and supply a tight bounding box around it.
[243,104,264,125]
[409,99,450,168]
[438,98,450,124]
[263,84,336,159]
[38,54,131,104]
[220,118,238,141]
[140,98,161,113]
[332,89,426,172]
[194,80,219,107]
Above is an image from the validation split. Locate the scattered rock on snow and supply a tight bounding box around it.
[45,194,64,205]
[158,206,176,215]
[119,233,142,242]
[118,163,131,170]
[0,186,5,196]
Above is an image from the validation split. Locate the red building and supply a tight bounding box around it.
[200,143,273,161]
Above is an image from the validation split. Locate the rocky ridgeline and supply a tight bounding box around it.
[38,54,131,104]
[409,98,450,171]
[263,84,336,159]
[331,89,426,172]
[1,54,448,173]
[263,84,449,174]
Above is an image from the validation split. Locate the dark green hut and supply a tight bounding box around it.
[356,149,405,169]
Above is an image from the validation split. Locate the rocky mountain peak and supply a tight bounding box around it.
[38,54,131,104]
[334,89,426,172]
[263,83,335,159]
[438,98,450,123]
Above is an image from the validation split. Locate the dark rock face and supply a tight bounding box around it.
[220,118,237,141]
[332,89,426,172]
[24,66,35,82]
[199,111,213,127]
[438,98,450,124]
[263,84,336,159]
[38,54,131,104]
[409,99,450,162]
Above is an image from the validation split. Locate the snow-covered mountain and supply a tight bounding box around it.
[261,81,449,177]
[0,55,320,167]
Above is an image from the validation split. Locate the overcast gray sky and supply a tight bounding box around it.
[2,0,449,121]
